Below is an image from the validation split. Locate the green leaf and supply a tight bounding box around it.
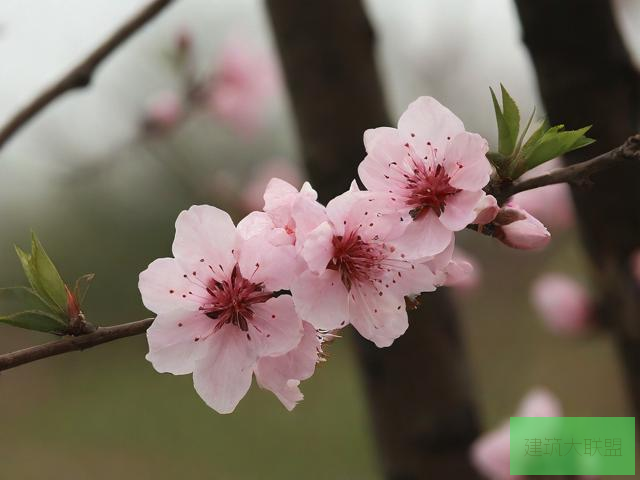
[0,286,52,314]
[525,125,595,170]
[0,310,67,334]
[521,119,550,159]
[490,85,521,156]
[15,233,68,313]
[499,84,520,155]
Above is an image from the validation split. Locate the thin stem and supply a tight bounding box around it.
[0,318,153,372]
[0,0,174,151]
[490,134,640,203]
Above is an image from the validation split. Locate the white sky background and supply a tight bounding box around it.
[0,0,638,179]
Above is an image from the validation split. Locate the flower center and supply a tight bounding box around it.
[201,264,272,332]
[405,163,460,219]
[327,231,386,291]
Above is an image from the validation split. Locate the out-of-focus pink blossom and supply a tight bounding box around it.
[208,36,279,137]
[143,91,183,133]
[470,388,562,480]
[291,182,437,347]
[241,160,303,213]
[139,205,308,413]
[358,96,492,258]
[531,273,593,336]
[494,203,551,250]
[513,159,574,230]
[513,184,574,230]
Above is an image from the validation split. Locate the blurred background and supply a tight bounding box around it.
[0,0,639,478]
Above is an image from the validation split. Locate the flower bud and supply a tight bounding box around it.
[494,203,550,250]
[473,194,499,225]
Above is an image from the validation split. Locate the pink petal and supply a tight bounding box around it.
[251,296,303,358]
[237,235,297,291]
[397,96,465,158]
[444,132,491,191]
[255,321,321,410]
[172,205,237,279]
[263,177,301,213]
[291,270,350,331]
[290,193,328,245]
[145,310,212,375]
[394,211,454,258]
[237,211,276,240]
[138,258,205,314]
[192,326,257,414]
[300,222,335,274]
[439,189,485,231]
[349,287,409,347]
[359,127,408,192]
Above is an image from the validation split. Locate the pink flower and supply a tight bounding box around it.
[208,36,279,137]
[494,203,551,250]
[291,183,437,347]
[139,205,306,413]
[240,160,303,213]
[470,387,562,480]
[143,91,183,133]
[358,96,492,258]
[238,178,327,249]
[531,273,593,336]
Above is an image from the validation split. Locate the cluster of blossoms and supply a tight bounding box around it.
[143,32,279,138]
[139,97,551,413]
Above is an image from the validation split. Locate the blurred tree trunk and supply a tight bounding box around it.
[265,1,480,478]
[515,0,640,411]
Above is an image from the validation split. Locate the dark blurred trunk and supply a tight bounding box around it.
[515,0,640,411]
[265,1,480,478]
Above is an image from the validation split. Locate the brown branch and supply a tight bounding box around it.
[0,0,174,151]
[491,134,640,203]
[0,318,153,372]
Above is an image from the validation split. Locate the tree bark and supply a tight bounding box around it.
[265,1,480,478]
[515,0,640,411]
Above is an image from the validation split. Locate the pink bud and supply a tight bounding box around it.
[495,203,550,250]
[473,194,499,225]
[531,273,593,336]
[143,91,183,133]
